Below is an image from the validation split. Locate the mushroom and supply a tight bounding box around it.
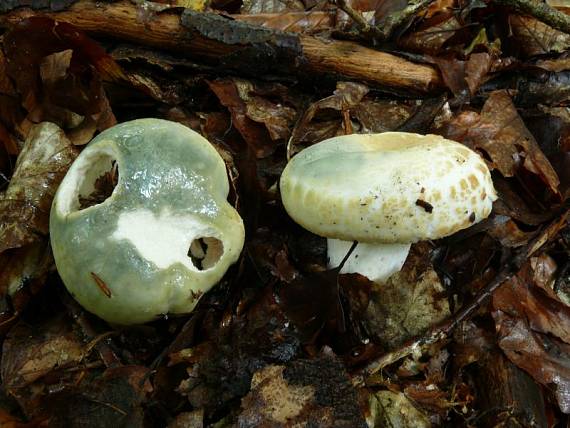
[280,132,497,282]
[50,119,245,325]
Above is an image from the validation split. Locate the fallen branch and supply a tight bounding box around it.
[353,208,569,385]
[494,0,570,35]
[0,0,442,93]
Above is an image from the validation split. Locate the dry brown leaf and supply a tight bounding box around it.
[352,99,415,133]
[509,14,570,57]
[399,15,462,55]
[535,55,570,72]
[39,50,73,85]
[485,215,535,247]
[3,18,118,143]
[465,52,493,95]
[209,78,297,158]
[433,56,468,98]
[0,122,77,254]
[1,316,84,392]
[493,263,570,343]
[289,81,369,155]
[492,312,570,413]
[442,91,560,196]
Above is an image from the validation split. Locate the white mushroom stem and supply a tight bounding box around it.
[327,239,411,283]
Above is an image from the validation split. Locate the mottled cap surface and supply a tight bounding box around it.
[280,132,497,244]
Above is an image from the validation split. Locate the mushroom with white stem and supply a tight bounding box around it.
[50,119,245,325]
[279,132,498,283]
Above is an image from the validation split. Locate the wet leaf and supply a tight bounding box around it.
[492,176,554,226]
[176,286,302,416]
[352,99,415,133]
[442,91,560,196]
[2,315,84,392]
[39,365,152,427]
[168,410,203,428]
[209,78,297,158]
[432,56,468,98]
[278,265,344,345]
[367,390,431,428]
[364,243,450,348]
[0,0,77,13]
[289,82,368,155]
[238,352,367,427]
[1,314,85,417]
[0,122,77,254]
[485,215,535,247]
[3,18,118,142]
[493,262,570,344]
[399,15,462,55]
[509,14,570,57]
[0,241,53,310]
[492,312,570,413]
[464,52,494,95]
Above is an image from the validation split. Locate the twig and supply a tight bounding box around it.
[331,0,382,38]
[378,0,434,40]
[332,0,434,41]
[352,208,569,386]
[494,0,570,35]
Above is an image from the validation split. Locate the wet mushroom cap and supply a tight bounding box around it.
[280,132,497,244]
[50,119,245,325]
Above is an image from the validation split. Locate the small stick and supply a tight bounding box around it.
[332,0,434,41]
[494,0,570,35]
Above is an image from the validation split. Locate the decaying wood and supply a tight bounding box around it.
[0,0,442,93]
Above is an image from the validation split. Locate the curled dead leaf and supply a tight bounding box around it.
[0,122,77,254]
[442,91,560,197]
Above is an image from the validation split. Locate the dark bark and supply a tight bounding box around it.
[0,0,442,93]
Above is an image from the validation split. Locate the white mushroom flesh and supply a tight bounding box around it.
[327,239,410,283]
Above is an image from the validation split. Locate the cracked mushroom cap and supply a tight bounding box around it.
[280,132,497,243]
[50,119,245,325]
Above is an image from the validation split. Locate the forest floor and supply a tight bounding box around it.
[0,0,570,426]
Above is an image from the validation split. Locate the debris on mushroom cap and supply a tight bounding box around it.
[50,118,245,325]
[280,132,497,244]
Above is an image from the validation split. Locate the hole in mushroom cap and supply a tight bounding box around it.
[62,148,119,212]
[188,237,224,270]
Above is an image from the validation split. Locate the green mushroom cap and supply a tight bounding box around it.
[50,119,245,325]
